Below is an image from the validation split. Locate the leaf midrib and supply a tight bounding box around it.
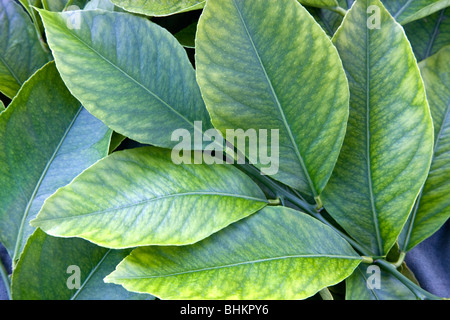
[35,191,267,223]
[365,3,383,255]
[424,9,446,59]
[48,11,196,131]
[231,0,318,198]
[12,106,83,262]
[112,254,361,280]
[393,0,414,20]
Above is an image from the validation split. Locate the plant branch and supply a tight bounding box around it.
[375,259,442,300]
[0,258,11,300]
[235,162,373,257]
[328,6,347,16]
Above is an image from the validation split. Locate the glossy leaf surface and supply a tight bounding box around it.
[196,0,349,200]
[322,0,434,255]
[105,206,361,300]
[12,229,152,300]
[0,62,111,262]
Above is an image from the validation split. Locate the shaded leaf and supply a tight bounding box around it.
[400,45,450,251]
[384,0,450,25]
[0,0,50,98]
[32,147,268,248]
[110,0,205,16]
[11,229,152,300]
[404,9,450,62]
[345,264,416,300]
[0,62,111,262]
[105,206,361,300]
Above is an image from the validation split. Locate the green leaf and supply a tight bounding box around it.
[108,131,126,154]
[345,264,416,300]
[299,0,339,8]
[195,0,350,200]
[321,0,434,256]
[32,147,268,248]
[174,21,197,49]
[38,9,212,149]
[0,62,111,262]
[384,0,450,25]
[0,100,4,111]
[0,0,50,98]
[46,0,89,11]
[400,45,450,251]
[110,0,205,16]
[84,0,115,10]
[404,9,450,62]
[105,206,361,300]
[11,229,152,300]
[307,0,352,36]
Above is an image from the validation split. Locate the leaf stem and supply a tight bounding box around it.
[375,259,442,300]
[329,6,347,17]
[0,258,11,300]
[236,163,373,257]
[41,0,49,10]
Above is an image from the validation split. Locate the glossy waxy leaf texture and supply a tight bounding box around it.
[105,206,361,300]
[196,0,349,200]
[32,147,267,248]
[322,0,434,256]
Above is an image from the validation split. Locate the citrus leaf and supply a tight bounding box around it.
[400,46,450,251]
[0,0,50,98]
[384,0,450,25]
[299,0,339,8]
[31,147,268,248]
[196,0,349,200]
[321,0,434,256]
[105,206,361,300]
[345,264,416,300]
[404,9,450,62]
[0,62,111,262]
[38,9,213,149]
[11,229,152,300]
[110,0,205,16]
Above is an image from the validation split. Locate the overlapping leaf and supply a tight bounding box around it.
[105,206,361,300]
[110,0,205,16]
[32,147,267,248]
[299,0,339,8]
[12,229,152,300]
[321,0,434,256]
[196,0,349,200]
[0,62,111,262]
[400,46,450,251]
[384,0,450,25]
[0,0,50,98]
[345,264,416,300]
[38,9,212,149]
[405,9,450,62]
